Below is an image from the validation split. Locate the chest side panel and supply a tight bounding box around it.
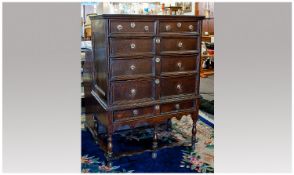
[91,18,108,103]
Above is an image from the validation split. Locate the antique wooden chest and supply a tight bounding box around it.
[87,14,204,165]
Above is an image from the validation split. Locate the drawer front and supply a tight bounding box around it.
[159,21,199,33]
[161,100,195,113]
[159,37,198,54]
[111,57,153,79]
[161,56,197,74]
[160,75,196,98]
[113,106,154,121]
[111,79,154,104]
[110,38,154,57]
[110,20,155,34]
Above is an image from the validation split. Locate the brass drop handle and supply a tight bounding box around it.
[177,22,182,28]
[175,104,180,110]
[133,109,139,116]
[130,43,136,49]
[176,84,182,91]
[155,38,160,44]
[130,88,136,96]
[165,24,171,31]
[130,64,136,71]
[177,62,182,69]
[117,24,123,31]
[155,79,160,84]
[144,25,149,31]
[154,105,160,110]
[189,25,194,31]
[130,22,136,28]
[178,41,183,48]
[155,57,160,63]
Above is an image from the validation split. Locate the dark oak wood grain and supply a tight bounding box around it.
[160,75,197,98]
[159,21,199,33]
[109,37,154,57]
[110,19,155,34]
[110,57,154,80]
[161,100,195,114]
[161,55,197,75]
[111,79,155,104]
[113,106,154,122]
[159,36,199,54]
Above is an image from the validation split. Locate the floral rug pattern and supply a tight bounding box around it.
[81,114,214,173]
[81,155,134,173]
[171,114,214,171]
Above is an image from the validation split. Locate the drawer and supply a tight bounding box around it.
[159,21,199,33]
[159,37,198,54]
[111,57,153,80]
[110,38,154,57]
[113,106,154,121]
[110,20,155,34]
[111,79,155,104]
[161,55,197,75]
[160,75,196,98]
[161,100,195,113]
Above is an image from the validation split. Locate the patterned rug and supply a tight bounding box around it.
[81,114,214,173]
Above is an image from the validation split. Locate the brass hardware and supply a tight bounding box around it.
[155,57,160,63]
[155,79,160,84]
[133,109,139,116]
[130,43,136,49]
[117,24,123,31]
[175,104,180,110]
[165,25,171,31]
[176,84,182,91]
[130,88,136,96]
[155,38,160,44]
[177,62,182,68]
[155,105,160,110]
[144,25,149,31]
[177,22,182,28]
[130,22,136,28]
[130,64,136,70]
[189,25,194,31]
[178,41,183,48]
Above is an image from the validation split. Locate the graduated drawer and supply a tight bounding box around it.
[161,100,195,114]
[110,57,154,80]
[159,37,198,54]
[111,79,155,104]
[110,20,155,34]
[109,38,154,57]
[159,21,199,33]
[113,106,154,122]
[161,55,197,75]
[160,75,196,98]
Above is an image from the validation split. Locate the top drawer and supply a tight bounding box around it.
[159,21,199,34]
[110,20,155,34]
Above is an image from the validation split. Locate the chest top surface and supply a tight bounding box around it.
[90,14,205,20]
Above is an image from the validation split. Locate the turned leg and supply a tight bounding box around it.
[93,114,99,135]
[191,116,197,150]
[192,99,200,150]
[153,126,158,149]
[152,125,158,159]
[86,114,98,138]
[106,133,113,167]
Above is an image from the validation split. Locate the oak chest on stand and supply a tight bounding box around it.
[87,14,204,166]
